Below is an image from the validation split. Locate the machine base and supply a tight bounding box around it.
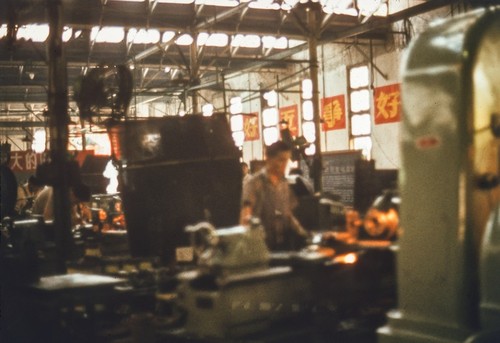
[377,310,473,343]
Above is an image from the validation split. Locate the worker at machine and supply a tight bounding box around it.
[15,175,44,216]
[240,140,309,251]
[31,183,91,225]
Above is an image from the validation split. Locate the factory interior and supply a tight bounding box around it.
[1,0,500,342]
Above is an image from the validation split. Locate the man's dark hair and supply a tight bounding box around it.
[266,141,292,159]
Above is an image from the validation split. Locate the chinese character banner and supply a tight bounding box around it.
[8,151,45,172]
[321,95,346,131]
[279,105,299,138]
[374,83,401,125]
[243,112,260,141]
[8,150,95,173]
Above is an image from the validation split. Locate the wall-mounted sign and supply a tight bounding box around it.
[243,112,260,141]
[279,104,299,137]
[8,150,94,173]
[374,83,401,125]
[321,95,346,131]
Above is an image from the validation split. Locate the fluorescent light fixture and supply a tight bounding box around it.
[91,26,125,43]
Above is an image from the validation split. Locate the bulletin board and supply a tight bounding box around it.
[301,150,362,207]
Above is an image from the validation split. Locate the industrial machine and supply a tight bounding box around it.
[176,219,316,339]
[378,7,500,343]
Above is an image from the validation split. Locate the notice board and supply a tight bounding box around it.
[301,150,362,207]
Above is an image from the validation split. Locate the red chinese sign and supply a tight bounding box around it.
[243,112,260,141]
[374,83,401,124]
[279,105,299,137]
[8,151,45,172]
[321,95,346,131]
[8,150,95,172]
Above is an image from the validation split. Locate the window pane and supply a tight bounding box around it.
[350,89,370,112]
[230,115,243,132]
[349,65,369,88]
[302,100,313,121]
[302,121,316,143]
[232,131,244,147]
[263,127,279,146]
[351,114,371,136]
[262,108,278,127]
[353,136,372,160]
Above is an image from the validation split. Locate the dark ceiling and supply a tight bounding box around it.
[0,0,458,114]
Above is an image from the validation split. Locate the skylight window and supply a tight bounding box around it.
[249,0,281,10]
[175,33,194,46]
[196,0,238,6]
[231,34,260,48]
[157,0,194,3]
[162,31,176,43]
[288,39,306,48]
[127,28,160,44]
[262,36,276,49]
[273,37,288,49]
[17,24,50,42]
[198,32,228,47]
[91,26,125,43]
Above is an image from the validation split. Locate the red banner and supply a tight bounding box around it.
[321,95,346,131]
[8,151,45,172]
[374,83,401,124]
[243,112,260,141]
[8,150,95,173]
[279,105,299,137]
